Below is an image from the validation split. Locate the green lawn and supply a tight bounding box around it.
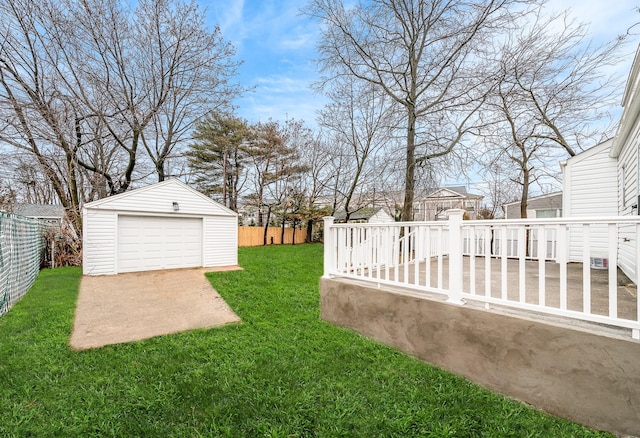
[0,244,611,437]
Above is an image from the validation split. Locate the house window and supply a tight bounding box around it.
[536,209,560,218]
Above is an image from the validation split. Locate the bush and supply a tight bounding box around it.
[43,225,82,268]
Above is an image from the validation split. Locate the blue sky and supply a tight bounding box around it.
[204,0,324,126]
[203,0,640,128]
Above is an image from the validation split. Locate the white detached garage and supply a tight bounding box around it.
[83,179,238,275]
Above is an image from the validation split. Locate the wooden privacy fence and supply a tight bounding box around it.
[238,226,307,247]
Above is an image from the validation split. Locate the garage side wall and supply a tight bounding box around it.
[82,208,116,275]
[203,216,238,267]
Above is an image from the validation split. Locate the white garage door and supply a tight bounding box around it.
[118,215,203,273]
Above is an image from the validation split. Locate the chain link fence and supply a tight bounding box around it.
[0,212,47,317]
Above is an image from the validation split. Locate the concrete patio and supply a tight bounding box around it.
[364,256,638,324]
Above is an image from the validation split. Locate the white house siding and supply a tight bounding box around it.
[562,140,618,263]
[616,128,640,282]
[83,179,237,275]
[369,210,394,223]
[610,44,640,283]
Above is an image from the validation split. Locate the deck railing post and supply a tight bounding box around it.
[446,209,465,305]
[323,216,335,278]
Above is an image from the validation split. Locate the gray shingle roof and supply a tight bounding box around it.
[334,207,383,221]
[13,204,65,219]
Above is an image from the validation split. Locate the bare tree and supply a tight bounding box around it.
[481,7,626,217]
[135,0,241,181]
[318,77,394,221]
[0,177,16,210]
[297,132,334,241]
[0,0,84,230]
[307,0,526,221]
[0,0,241,234]
[246,119,308,245]
[475,163,520,219]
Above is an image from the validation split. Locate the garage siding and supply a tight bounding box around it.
[203,216,238,266]
[82,209,117,275]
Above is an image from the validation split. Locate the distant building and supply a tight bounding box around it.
[333,207,394,224]
[502,192,563,219]
[413,186,484,221]
[12,204,65,228]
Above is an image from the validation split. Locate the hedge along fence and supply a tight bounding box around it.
[238,226,307,247]
[0,212,47,317]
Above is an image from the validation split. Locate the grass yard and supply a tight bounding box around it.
[0,244,611,437]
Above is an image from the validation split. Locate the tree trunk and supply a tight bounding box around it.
[292,221,297,245]
[401,108,417,222]
[222,149,228,207]
[520,168,529,219]
[156,158,166,182]
[281,215,286,244]
[263,205,272,246]
[521,167,530,256]
[306,219,313,243]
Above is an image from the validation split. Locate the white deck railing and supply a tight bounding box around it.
[323,210,640,339]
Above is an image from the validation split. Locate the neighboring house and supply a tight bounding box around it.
[83,179,238,276]
[413,186,483,221]
[333,207,394,224]
[502,192,563,219]
[12,203,65,228]
[237,204,258,226]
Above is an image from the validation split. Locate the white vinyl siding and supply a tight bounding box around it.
[563,140,618,263]
[117,216,202,273]
[85,181,233,217]
[617,129,640,281]
[617,130,638,216]
[82,209,117,275]
[203,216,238,267]
[369,210,395,223]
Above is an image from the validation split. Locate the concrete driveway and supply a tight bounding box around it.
[70,266,241,350]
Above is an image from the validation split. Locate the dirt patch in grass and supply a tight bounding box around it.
[70,266,241,350]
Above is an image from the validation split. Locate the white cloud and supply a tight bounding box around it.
[204,1,246,46]
[238,88,327,126]
[546,0,638,40]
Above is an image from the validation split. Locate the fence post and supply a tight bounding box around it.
[323,216,335,278]
[446,209,465,305]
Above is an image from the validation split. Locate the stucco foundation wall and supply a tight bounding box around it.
[320,277,640,437]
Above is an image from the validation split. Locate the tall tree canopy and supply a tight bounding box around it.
[308,0,527,221]
[480,7,626,217]
[187,113,250,212]
[0,0,241,233]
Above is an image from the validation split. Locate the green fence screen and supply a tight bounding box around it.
[0,212,47,317]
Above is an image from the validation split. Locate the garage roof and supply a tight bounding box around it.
[84,179,236,217]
